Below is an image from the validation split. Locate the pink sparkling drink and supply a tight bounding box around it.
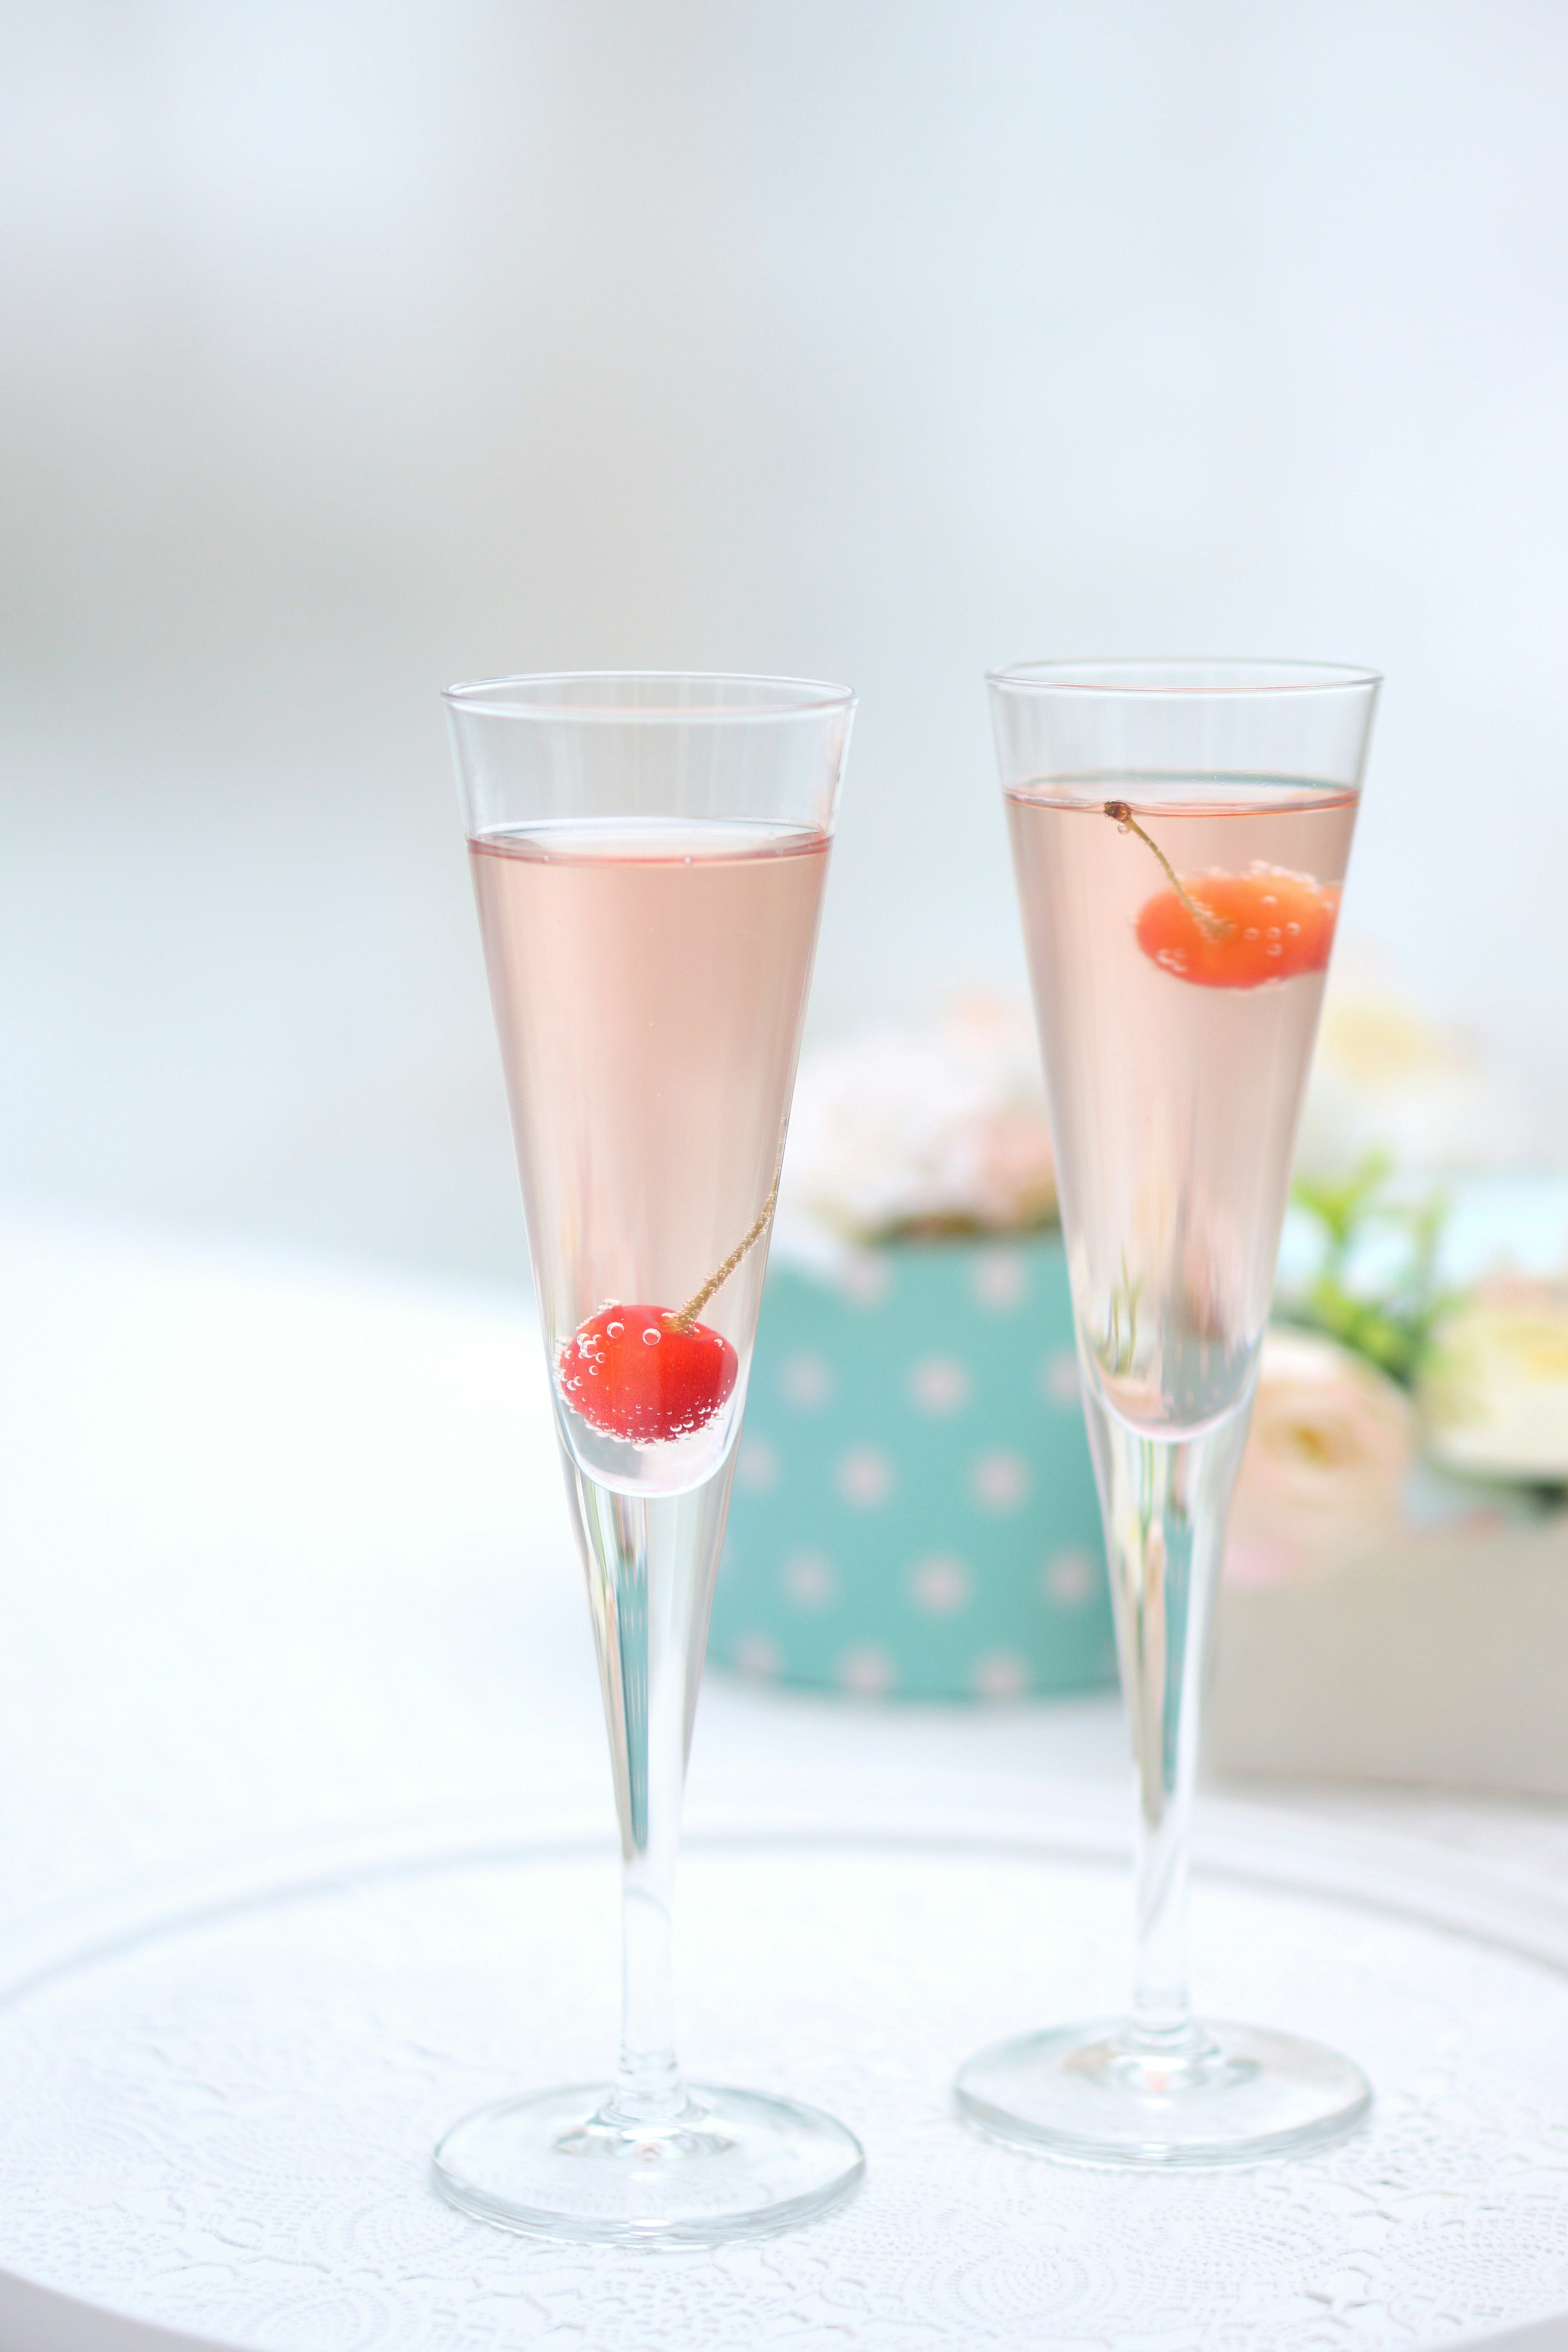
[470,816,830,1494]
[1007,778,1357,1436]
[958,660,1379,2170]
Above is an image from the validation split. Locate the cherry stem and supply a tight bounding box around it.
[668,1155,783,1331]
[1103,800,1234,943]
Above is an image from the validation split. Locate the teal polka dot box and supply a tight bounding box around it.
[710,1003,1116,1704]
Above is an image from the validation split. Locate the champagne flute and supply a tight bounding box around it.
[437,673,863,2241]
[959,659,1381,2165]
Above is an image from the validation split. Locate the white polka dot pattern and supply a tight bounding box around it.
[732,1633,781,1679]
[971,1250,1029,1310]
[970,1451,1031,1511]
[716,1237,1114,1701]
[910,1557,971,1615]
[1043,1549,1096,1607]
[780,1351,834,1408]
[736,1438,779,1493]
[837,1448,895,1507]
[837,1645,895,1696]
[972,1651,1030,1701]
[783,1551,836,1607]
[909,1356,972,1413]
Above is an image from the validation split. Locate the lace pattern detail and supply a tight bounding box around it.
[0,1834,1567,2350]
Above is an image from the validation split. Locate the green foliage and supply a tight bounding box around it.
[1282,1152,1454,1389]
[1100,1252,1142,1378]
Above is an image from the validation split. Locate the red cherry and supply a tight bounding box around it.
[558,1304,739,1442]
[1135,866,1339,990]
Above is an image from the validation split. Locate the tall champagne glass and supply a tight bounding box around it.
[437,673,863,2241]
[959,659,1381,2166]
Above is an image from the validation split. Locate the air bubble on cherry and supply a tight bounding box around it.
[643,1327,662,1346]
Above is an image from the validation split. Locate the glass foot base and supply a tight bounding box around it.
[432,2083,865,2245]
[956,2019,1371,2168]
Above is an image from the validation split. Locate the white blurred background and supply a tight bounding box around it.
[2,0,1566,1281]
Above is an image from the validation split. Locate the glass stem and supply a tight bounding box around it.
[563,1451,735,2127]
[1081,1393,1252,2056]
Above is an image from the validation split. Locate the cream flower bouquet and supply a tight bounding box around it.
[1207,978,1568,1795]
[716,973,1568,1773]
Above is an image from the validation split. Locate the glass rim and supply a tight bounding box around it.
[443,670,858,723]
[987,657,1382,698]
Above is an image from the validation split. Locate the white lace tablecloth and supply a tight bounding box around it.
[3,1210,1568,2352]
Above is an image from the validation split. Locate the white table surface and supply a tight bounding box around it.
[5,1209,1568,2351]
[0,1208,1139,1911]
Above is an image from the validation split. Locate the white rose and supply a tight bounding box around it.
[1225,1328,1419,1587]
[1294,958,1514,1180]
[1421,1279,1568,1482]
[780,995,1055,1242]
